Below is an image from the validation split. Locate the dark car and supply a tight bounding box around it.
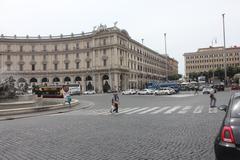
[214,92,240,160]
[213,84,225,91]
[231,84,240,90]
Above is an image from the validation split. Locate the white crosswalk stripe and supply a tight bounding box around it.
[164,106,182,114]
[178,106,192,114]
[98,107,131,115]
[209,107,218,113]
[81,105,220,116]
[193,106,204,113]
[137,107,159,114]
[150,106,170,114]
[125,107,150,114]
[118,107,139,114]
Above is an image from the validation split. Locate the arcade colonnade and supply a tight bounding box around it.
[12,71,129,93]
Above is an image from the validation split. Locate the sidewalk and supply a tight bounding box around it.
[0,100,94,121]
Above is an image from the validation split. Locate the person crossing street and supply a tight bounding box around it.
[111,91,120,113]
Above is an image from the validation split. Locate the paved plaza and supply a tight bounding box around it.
[0,91,234,160]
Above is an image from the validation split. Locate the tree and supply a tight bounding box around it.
[168,74,182,81]
[215,68,224,81]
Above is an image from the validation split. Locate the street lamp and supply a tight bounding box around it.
[164,33,168,81]
[222,13,227,85]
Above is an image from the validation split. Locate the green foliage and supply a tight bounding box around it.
[188,66,240,81]
[168,74,182,80]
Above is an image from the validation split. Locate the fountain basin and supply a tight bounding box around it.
[0,96,79,116]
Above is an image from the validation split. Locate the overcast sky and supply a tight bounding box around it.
[1,0,240,74]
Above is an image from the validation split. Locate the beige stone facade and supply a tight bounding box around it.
[0,26,178,93]
[184,46,240,77]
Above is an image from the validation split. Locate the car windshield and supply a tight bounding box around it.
[231,97,240,118]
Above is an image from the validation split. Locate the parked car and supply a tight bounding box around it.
[213,84,225,91]
[122,89,137,95]
[137,89,153,95]
[231,84,240,90]
[214,92,240,160]
[83,90,96,95]
[202,87,216,94]
[154,89,167,95]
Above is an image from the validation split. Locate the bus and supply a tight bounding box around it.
[40,86,63,98]
[147,82,180,92]
[67,84,81,95]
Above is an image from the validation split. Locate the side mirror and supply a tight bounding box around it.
[218,105,228,112]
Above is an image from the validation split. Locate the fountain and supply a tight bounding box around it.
[0,76,79,116]
[0,76,16,99]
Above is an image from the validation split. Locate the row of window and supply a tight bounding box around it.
[5,60,110,71]
[187,57,240,64]
[186,52,240,59]
[6,52,102,61]
[187,63,239,70]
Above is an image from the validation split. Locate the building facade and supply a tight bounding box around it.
[184,46,240,77]
[0,26,178,93]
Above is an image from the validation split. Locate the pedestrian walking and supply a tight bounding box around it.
[110,91,120,113]
[210,90,216,107]
[194,85,199,95]
[63,86,72,107]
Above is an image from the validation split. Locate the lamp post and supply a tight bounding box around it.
[222,13,227,85]
[164,33,168,81]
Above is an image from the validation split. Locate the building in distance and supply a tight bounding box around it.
[0,25,178,93]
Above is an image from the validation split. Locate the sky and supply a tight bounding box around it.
[1,0,240,75]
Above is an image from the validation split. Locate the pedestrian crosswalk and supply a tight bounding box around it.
[83,105,220,116]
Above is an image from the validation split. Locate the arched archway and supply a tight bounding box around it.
[119,74,123,91]
[102,74,111,93]
[42,77,49,83]
[85,75,93,91]
[86,82,94,91]
[85,75,92,81]
[30,77,37,83]
[75,76,81,82]
[53,77,60,83]
[64,77,71,84]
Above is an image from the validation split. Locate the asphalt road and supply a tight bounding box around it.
[0,91,234,160]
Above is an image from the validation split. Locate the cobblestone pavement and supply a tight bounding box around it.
[0,91,233,160]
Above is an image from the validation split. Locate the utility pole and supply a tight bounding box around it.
[222,13,227,86]
[164,33,168,81]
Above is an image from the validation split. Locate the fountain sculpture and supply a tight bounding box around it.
[0,76,16,99]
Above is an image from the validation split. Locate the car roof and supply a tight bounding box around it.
[233,92,240,98]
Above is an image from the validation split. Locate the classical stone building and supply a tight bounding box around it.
[184,46,240,77]
[0,25,178,93]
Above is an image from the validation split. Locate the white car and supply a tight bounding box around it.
[154,90,165,95]
[137,89,153,95]
[159,88,171,95]
[122,89,137,95]
[83,90,96,95]
[166,87,176,94]
[202,87,215,94]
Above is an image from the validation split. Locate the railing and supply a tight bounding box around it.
[0,32,94,40]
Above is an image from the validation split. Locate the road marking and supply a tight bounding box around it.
[209,107,218,113]
[125,107,150,114]
[193,106,204,113]
[97,107,131,115]
[138,107,159,114]
[164,106,182,114]
[150,107,170,114]
[178,106,192,114]
[118,107,140,114]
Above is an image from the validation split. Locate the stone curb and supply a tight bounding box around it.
[0,99,79,116]
[0,100,94,121]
